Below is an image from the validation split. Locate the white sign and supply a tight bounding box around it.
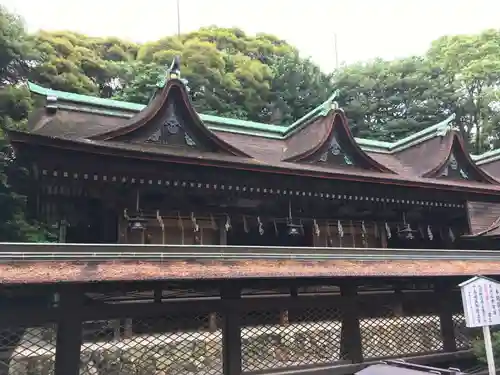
[459,276,500,328]
[459,276,500,375]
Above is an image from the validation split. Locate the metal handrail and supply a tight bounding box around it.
[0,243,497,261]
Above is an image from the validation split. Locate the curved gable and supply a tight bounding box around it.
[283,110,393,172]
[391,128,496,183]
[90,78,249,157]
[392,132,454,177]
[424,133,496,183]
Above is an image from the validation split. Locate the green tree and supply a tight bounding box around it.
[0,130,53,242]
[473,331,500,368]
[134,27,280,120]
[0,6,30,85]
[112,61,164,104]
[427,29,500,152]
[334,57,458,140]
[29,30,140,97]
[0,8,53,242]
[117,27,331,123]
[265,53,335,124]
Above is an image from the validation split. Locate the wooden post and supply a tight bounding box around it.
[58,220,67,243]
[124,318,133,338]
[54,286,83,375]
[340,284,363,363]
[118,216,128,244]
[435,281,457,352]
[219,219,227,245]
[222,284,241,375]
[209,312,218,332]
[112,320,121,340]
[279,310,289,325]
[380,227,388,248]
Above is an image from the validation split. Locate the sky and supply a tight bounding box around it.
[4,0,500,72]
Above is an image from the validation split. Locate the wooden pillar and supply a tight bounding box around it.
[154,288,162,303]
[380,227,388,248]
[209,312,218,331]
[124,318,133,338]
[340,284,363,363]
[112,320,121,340]
[58,220,67,243]
[219,219,227,245]
[435,281,457,352]
[118,216,127,244]
[222,284,241,375]
[54,286,83,375]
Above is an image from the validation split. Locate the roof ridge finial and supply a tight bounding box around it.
[319,89,341,116]
[436,113,456,137]
[168,56,181,80]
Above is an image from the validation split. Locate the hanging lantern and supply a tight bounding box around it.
[124,208,147,231]
[128,216,147,231]
[286,200,303,236]
[287,225,302,236]
[397,213,416,240]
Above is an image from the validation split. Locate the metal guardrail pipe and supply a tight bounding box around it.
[0,242,499,254]
[0,243,498,261]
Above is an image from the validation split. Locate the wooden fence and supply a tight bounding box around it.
[0,277,475,375]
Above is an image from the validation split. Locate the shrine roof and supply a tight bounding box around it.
[10,128,500,195]
[1,259,500,284]
[18,64,500,187]
[27,81,290,138]
[26,81,456,149]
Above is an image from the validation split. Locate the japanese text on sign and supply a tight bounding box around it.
[460,277,500,328]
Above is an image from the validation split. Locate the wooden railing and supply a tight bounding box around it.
[0,275,474,375]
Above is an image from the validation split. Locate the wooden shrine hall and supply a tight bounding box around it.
[8,58,500,250]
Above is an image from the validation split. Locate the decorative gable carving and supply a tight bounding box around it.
[145,103,197,148]
[439,152,469,180]
[317,133,355,167]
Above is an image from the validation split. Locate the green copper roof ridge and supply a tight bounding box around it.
[28,81,287,135]
[474,148,500,165]
[208,125,284,140]
[283,90,340,137]
[202,114,287,134]
[389,113,456,150]
[354,113,456,153]
[355,137,393,150]
[28,82,145,111]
